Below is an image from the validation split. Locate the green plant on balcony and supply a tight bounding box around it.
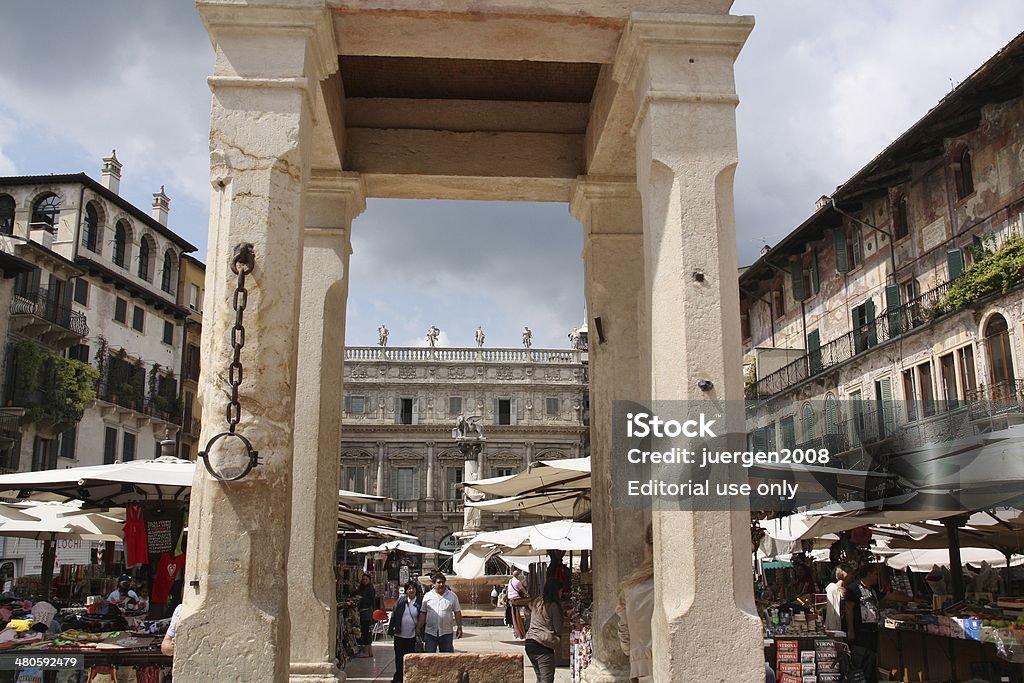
[936,237,1024,314]
[12,340,97,425]
[13,340,46,395]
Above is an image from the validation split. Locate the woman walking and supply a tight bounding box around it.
[387,581,422,683]
[354,573,377,658]
[524,577,563,683]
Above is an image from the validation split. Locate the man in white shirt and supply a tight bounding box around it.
[417,573,463,653]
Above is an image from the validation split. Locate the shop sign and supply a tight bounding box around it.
[438,533,463,554]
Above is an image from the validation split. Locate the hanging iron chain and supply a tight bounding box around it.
[226,243,254,433]
[198,243,260,482]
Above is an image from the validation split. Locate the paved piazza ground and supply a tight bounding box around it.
[343,624,573,682]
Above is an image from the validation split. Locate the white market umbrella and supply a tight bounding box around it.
[0,501,123,542]
[467,457,590,498]
[887,548,1024,572]
[0,456,194,506]
[349,540,452,556]
[452,521,591,578]
[466,491,581,519]
[337,490,385,506]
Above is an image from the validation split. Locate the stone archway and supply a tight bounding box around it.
[180,2,761,681]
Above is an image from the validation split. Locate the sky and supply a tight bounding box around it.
[1,1,1023,348]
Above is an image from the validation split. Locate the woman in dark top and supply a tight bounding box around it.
[524,577,563,683]
[355,573,376,658]
[387,581,422,683]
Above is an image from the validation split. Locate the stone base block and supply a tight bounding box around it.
[581,658,631,683]
[404,652,523,683]
[289,662,344,683]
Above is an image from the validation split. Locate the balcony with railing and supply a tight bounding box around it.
[440,499,464,513]
[344,346,584,364]
[93,379,181,426]
[9,286,88,348]
[966,380,1024,422]
[750,282,953,400]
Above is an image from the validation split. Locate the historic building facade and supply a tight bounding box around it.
[341,343,587,549]
[741,33,1024,468]
[0,156,198,574]
[178,255,205,461]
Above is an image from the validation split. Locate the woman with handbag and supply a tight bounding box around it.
[524,577,563,683]
[387,581,422,683]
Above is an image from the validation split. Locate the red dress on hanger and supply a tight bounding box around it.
[124,504,149,567]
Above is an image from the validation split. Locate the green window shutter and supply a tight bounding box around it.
[790,260,806,301]
[886,283,903,337]
[947,248,965,280]
[865,298,877,347]
[807,329,821,374]
[834,229,850,273]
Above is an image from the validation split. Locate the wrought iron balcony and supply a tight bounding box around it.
[751,282,953,400]
[966,380,1024,421]
[9,286,88,347]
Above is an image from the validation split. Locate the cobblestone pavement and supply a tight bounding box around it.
[343,625,573,682]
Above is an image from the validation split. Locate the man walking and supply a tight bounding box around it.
[417,573,463,653]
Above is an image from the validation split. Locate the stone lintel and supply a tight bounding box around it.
[569,177,641,223]
[363,172,573,203]
[345,98,589,135]
[346,128,583,183]
[333,11,622,63]
[325,1,735,19]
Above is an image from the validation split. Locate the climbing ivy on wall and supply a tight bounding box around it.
[935,238,1024,314]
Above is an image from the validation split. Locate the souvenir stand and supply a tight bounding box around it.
[0,457,192,682]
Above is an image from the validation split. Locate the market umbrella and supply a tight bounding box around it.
[0,501,125,600]
[452,521,592,578]
[886,547,1024,571]
[0,457,380,509]
[349,540,452,556]
[0,456,194,506]
[0,501,124,541]
[466,490,581,519]
[467,457,590,498]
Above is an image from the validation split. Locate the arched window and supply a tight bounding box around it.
[161,250,175,293]
[113,222,128,268]
[0,195,14,236]
[31,193,60,231]
[894,194,909,240]
[956,147,975,199]
[82,203,99,252]
[137,236,152,281]
[985,313,1015,390]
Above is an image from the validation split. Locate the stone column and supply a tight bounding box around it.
[289,171,364,683]
[425,441,435,501]
[570,179,647,683]
[615,14,763,683]
[179,3,337,681]
[375,441,386,498]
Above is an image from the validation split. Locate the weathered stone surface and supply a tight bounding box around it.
[404,653,523,683]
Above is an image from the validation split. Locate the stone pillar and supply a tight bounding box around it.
[289,171,364,683]
[425,441,435,501]
[179,3,337,681]
[615,14,763,683]
[570,179,647,683]
[375,441,386,498]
